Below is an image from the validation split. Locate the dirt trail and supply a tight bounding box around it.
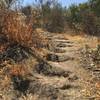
[0,33,98,100]
[51,34,91,78]
[45,34,98,100]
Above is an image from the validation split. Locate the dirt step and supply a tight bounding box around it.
[55,40,73,44]
[54,37,69,40]
[54,39,74,44]
[54,48,67,53]
[35,61,72,77]
[56,43,73,48]
[37,61,79,81]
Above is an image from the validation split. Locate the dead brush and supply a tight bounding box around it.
[32,30,49,48]
[10,64,27,77]
[0,9,48,48]
[0,10,33,47]
[0,44,7,52]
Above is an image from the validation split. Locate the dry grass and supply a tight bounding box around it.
[63,33,98,48]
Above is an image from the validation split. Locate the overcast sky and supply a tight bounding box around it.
[23,0,88,7]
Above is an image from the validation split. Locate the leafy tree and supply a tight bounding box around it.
[21,6,32,16]
[69,4,80,23]
[89,0,100,16]
[0,0,20,9]
[47,3,65,32]
[34,0,57,28]
[66,4,82,32]
[42,2,51,28]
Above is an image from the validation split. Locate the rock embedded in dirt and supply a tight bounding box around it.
[11,75,30,93]
[46,53,59,62]
[46,53,74,62]
[0,34,8,44]
[60,84,79,90]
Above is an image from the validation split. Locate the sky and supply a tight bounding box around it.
[59,0,88,7]
[23,0,88,7]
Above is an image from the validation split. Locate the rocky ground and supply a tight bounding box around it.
[0,32,100,100]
